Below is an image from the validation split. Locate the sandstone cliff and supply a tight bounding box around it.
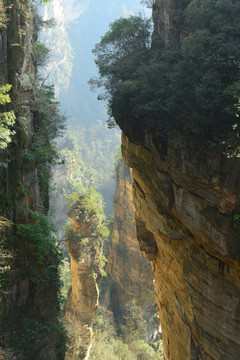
[121,129,240,360]
[64,192,105,360]
[105,158,160,343]
[0,2,64,358]
[111,2,240,359]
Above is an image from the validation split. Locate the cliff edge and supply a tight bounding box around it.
[121,129,240,360]
[105,1,240,359]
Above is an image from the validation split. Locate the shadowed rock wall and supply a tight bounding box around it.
[105,159,160,343]
[0,3,64,358]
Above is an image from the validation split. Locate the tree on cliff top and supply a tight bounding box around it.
[89,15,152,121]
[91,1,240,148]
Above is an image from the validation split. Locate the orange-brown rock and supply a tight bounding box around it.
[105,159,160,342]
[121,130,240,360]
[112,1,240,358]
[64,198,104,360]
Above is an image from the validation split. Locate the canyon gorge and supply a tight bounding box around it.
[0,0,239,360]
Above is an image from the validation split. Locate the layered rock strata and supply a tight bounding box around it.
[64,199,103,360]
[121,130,240,360]
[112,1,240,359]
[105,159,160,342]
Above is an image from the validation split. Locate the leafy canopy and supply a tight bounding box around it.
[91,1,240,145]
[89,15,152,120]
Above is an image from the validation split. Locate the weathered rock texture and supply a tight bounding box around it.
[0,2,63,359]
[112,1,240,359]
[121,130,240,360]
[64,199,103,360]
[105,159,160,342]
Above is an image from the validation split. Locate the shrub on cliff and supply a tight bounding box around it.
[0,209,66,359]
[0,84,16,150]
[0,0,8,29]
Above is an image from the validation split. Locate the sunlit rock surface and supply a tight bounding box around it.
[64,200,103,360]
[121,131,240,360]
[112,1,240,358]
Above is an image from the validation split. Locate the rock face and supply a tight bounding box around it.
[0,3,64,359]
[121,130,240,360]
[64,198,104,360]
[105,159,160,342]
[112,1,240,359]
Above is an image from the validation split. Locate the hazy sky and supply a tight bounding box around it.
[62,0,151,24]
[42,0,152,125]
[62,0,90,24]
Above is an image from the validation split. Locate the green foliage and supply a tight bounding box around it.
[60,125,120,213]
[118,301,145,343]
[140,0,154,8]
[0,219,13,292]
[56,130,97,210]
[0,85,12,105]
[3,311,66,360]
[0,186,14,212]
[229,206,240,233]
[90,306,162,360]
[27,9,65,214]
[16,209,63,294]
[80,186,110,240]
[59,258,71,303]
[9,314,54,355]
[63,186,110,293]
[129,340,162,360]
[23,81,65,211]
[65,186,110,281]
[33,41,49,67]
[66,191,82,208]
[0,210,66,359]
[36,82,66,141]
[0,84,16,149]
[0,0,8,29]
[0,171,30,212]
[80,186,105,217]
[58,124,120,190]
[92,2,240,149]
[0,4,67,359]
[90,15,152,120]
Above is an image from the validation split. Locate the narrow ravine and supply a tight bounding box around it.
[1,1,239,360]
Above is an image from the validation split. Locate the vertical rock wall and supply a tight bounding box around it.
[112,1,240,359]
[64,199,104,360]
[0,2,64,358]
[105,159,160,343]
[121,131,240,360]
